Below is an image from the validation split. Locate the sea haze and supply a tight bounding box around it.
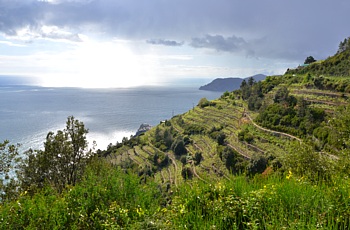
[0,85,222,151]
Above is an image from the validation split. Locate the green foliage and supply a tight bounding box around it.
[4,42,350,227]
[222,91,230,98]
[193,152,203,165]
[168,175,350,229]
[180,155,187,165]
[153,126,174,151]
[218,146,245,173]
[181,167,193,180]
[19,116,94,193]
[0,160,162,229]
[246,154,268,176]
[0,141,20,180]
[2,165,350,229]
[247,95,263,111]
[183,124,205,135]
[171,137,187,156]
[241,80,264,111]
[209,131,226,145]
[283,142,334,182]
[256,91,325,136]
[197,97,216,108]
[0,140,21,202]
[238,128,254,144]
[153,152,170,168]
[326,105,350,150]
[273,86,289,103]
[337,37,350,54]
[304,56,316,64]
[248,77,255,86]
[303,73,313,83]
[287,37,350,77]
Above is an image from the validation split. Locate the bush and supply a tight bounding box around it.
[183,124,205,135]
[218,146,245,173]
[194,152,203,165]
[210,131,226,145]
[247,154,268,176]
[238,129,254,144]
[180,155,187,165]
[181,167,193,180]
[198,98,210,108]
[171,137,187,156]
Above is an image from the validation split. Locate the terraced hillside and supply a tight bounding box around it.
[104,73,350,189]
[3,38,350,229]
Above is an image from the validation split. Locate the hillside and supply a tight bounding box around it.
[86,73,350,228]
[199,74,266,92]
[2,39,350,229]
[105,74,350,185]
[286,37,350,77]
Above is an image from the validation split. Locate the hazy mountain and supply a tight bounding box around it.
[199,74,267,92]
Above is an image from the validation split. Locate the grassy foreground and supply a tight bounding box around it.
[1,159,349,229]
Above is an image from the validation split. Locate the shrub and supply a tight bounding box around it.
[180,155,187,165]
[171,137,187,156]
[181,167,193,180]
[247,154,268,176]
[198,98,210,108]
[218,146,245,173]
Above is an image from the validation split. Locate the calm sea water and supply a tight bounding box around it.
[0,86,222,150]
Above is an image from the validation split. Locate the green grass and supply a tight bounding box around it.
[2,157,350,229]
[4,69,350,228]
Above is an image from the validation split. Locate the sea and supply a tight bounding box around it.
[0,85,222,151]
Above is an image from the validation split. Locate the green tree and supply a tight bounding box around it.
[304,56,316,64]
[194,152,203,165]
[19,116,94,193]
[171,137,187,156]
[0,140,20,201]
[337,37,350,53]
[273,86,289,104]
[328,105,350,149]
[240,79,247,88]
[247,154,268,176]
[198,98,210,108]
[0,141,19,181]
[218,146,244,173]
[283,142,333,181]
[248,77,255,86]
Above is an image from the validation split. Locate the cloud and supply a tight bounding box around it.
[0,40,26,47]
[40,26,82,42]
[0,0,349,62]
[146,39,183,47]
[0,0,83,42]
[190,34,253,55]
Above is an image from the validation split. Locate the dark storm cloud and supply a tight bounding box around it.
[0,0,43,35]
[146,39,183,47]
[0,0,82,41]
[0,0,349,61]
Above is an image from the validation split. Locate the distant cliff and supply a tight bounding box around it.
[199,74,266,92]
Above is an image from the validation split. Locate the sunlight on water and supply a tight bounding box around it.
[88,130,135,150]
[1,85,222,152]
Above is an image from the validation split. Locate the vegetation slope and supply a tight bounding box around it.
[1,37,350,229]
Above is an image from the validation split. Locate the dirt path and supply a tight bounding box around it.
[191,162,208,183]
[227,143,251,159]
[167,154,178,187]
[244,112,302,143]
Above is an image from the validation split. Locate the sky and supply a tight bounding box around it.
[0,0,349,88]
